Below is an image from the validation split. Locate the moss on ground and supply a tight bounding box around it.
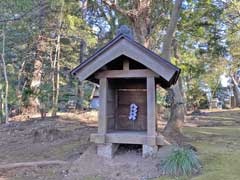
[157,109,240,180]
[48,140,86,160]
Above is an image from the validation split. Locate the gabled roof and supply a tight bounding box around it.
[71,34,181,88]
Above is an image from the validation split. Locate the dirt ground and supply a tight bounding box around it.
[0,111,98,180]
[0,109,240,180]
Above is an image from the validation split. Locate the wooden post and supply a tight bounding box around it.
[123,59,129,70]
[147,77,156,145]
[98,78,108,142]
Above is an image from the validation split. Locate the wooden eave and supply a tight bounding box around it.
[71,34,181,88]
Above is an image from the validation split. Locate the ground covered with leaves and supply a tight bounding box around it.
[0,109,240,180]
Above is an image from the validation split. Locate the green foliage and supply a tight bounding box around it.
[162,146,201,177]
[38,83,52,101]
[0,0,99,112]
[156,88,171,107]
[0,0,238,115]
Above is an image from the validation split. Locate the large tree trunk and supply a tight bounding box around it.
[164,83,185,137]
[161,0,184,138]
[103,0,152,48]
[172,38,187,114]
[129,0,152,48]
[131,0,152,47]
[29,0,46,113]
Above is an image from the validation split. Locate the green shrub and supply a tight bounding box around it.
[162,146,201,177]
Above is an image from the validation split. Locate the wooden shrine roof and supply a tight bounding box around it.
[71,34,181,88]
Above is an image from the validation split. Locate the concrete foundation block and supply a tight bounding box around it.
[97,143,119,159]
[142,145,158,158]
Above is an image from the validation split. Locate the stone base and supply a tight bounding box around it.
[142,145,158,158]
[97,143,119,159]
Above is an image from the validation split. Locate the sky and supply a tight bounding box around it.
[220,74,230,87]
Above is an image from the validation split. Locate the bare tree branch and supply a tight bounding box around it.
[102,0,134,18]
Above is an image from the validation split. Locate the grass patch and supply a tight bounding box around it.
[184,126,240,137]
[192,147,240,180]
[162,146,201,176]
[157,109,240,180]
[189,126,240,180]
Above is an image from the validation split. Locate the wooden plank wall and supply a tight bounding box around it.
[116,89,147,131]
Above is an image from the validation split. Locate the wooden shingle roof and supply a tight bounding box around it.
[71,34,181,88]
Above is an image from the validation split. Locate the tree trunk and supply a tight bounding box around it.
[51,34,61,116]
[52,1,64,116]
[81,0,88,18]
[103,0,152,48]
[0,88,3,123]
[132,19,151,48]
[29,0,46,113]
[1,28,9,124]
[55,45,60,113]
[231,74,240,107]
[0,40,3,123]
[16,60,26,113]
[131,0,152,47]
[51,36,60,117]
[161,0,184,138]
[76,39,86,110]
[164,83,185,137]
[75,2,88,110]
[172,38,187,114]
[178,76,187,113]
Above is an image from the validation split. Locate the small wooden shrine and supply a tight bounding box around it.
[71,28,180,158]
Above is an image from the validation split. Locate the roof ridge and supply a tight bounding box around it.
[70,34,180,86]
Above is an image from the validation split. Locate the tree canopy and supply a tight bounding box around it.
[0,0,239,135]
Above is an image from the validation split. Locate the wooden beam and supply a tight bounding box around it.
[74,39,176,82]
[114,89,118,130]
[90,132,168,146]
[98,78,108,137]
[147,77,156,138]
[145,136,156,146]
[117,89,147,92]
[92,133,105,144]
[95,69,159,79]
[123,59,129,70]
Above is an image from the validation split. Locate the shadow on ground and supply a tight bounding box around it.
[1,109,240,180]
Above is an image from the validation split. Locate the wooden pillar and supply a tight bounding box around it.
[147,77,156,145]
[123,59,129,70]
[98,78,108,137]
